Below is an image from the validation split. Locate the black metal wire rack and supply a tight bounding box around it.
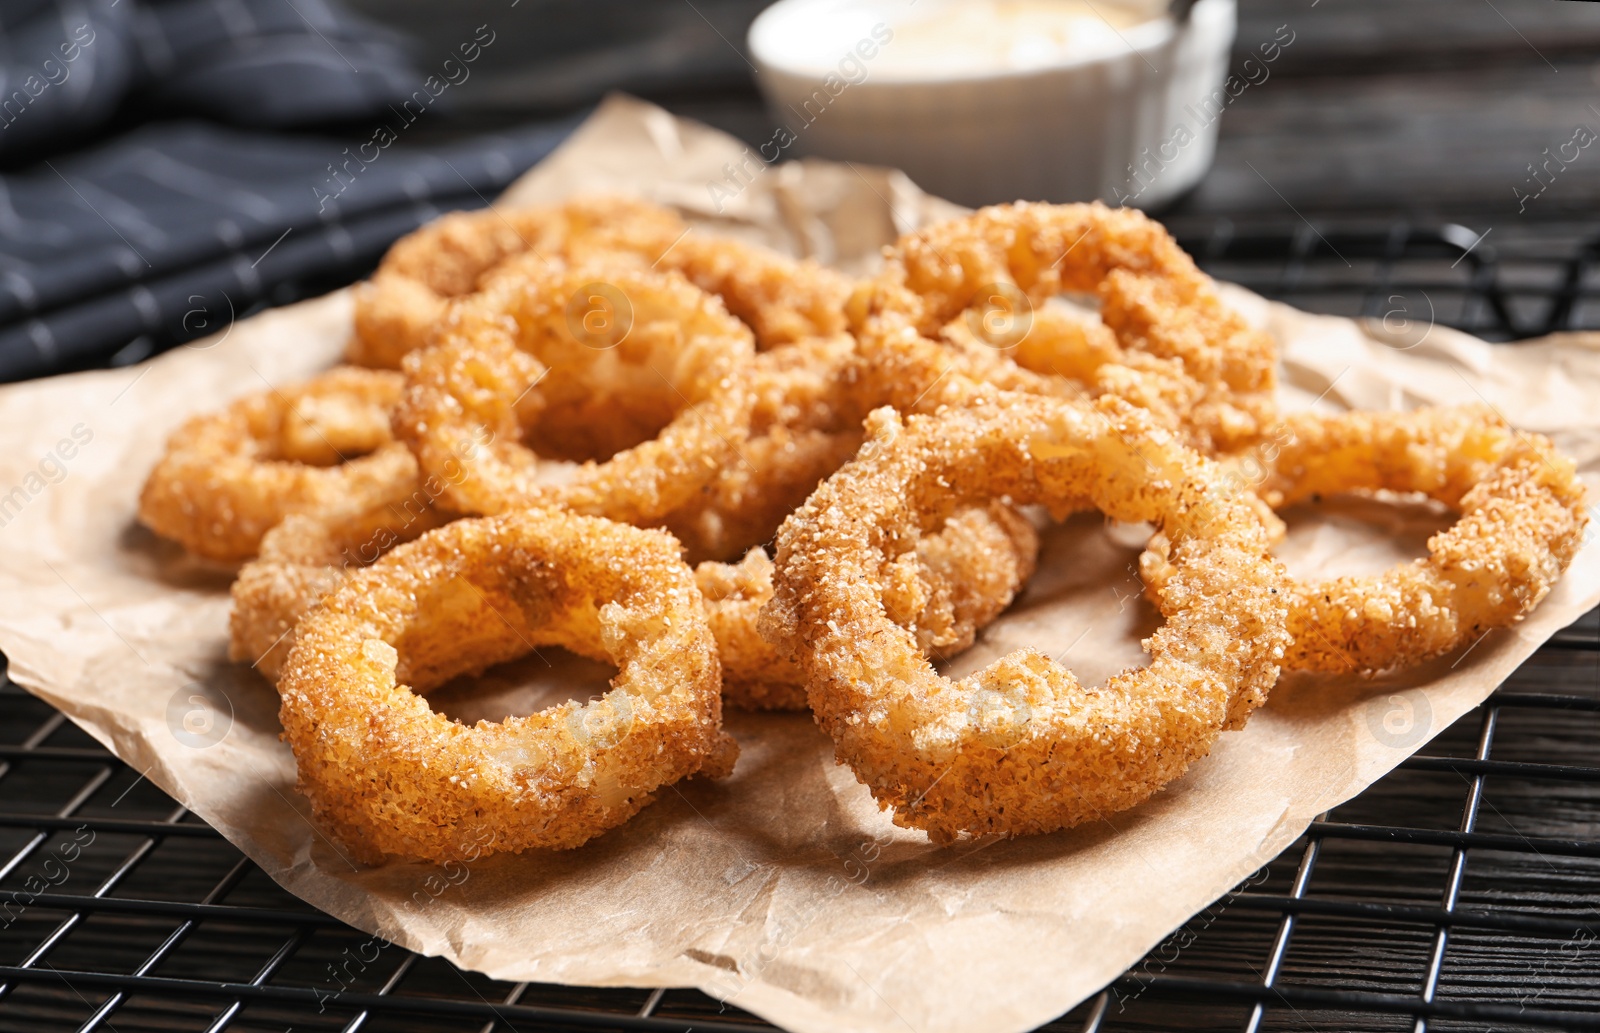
[2,217,1599,1033]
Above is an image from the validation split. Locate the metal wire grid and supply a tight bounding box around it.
[0,218,1597,1032]
[1169,217,1600,343]
[1083,620,1600,1032]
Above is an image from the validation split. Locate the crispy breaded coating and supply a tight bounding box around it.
[392,257,755,524]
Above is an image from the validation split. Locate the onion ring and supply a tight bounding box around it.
[392,256,756,525]
[761,392,1289,842]
[848,202,1274,453]
[1141,406,1590,673]
[352,196,850,368]
[349,196,685,369]
[138,367,417,562]
[702,502,1041,711]
[277,509,737,863]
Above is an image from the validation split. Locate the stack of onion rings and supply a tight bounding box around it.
[278,509,736,863]
[130,191,1588,860]
[1141,406,1590,673]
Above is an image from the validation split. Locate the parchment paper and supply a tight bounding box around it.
[1,95,1597,1033]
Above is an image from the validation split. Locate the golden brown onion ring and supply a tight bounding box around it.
[392,257,756,525]
[1142,406,1590,673]
[849,202,1274,453]
[762,392,1289,843]
[138,367,417,562]
[352,196,850,367]
[656,233,851,349]
[278,509,736,864]
[349,196,685,369]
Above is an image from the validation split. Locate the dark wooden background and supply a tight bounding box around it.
[662,0,1600,224]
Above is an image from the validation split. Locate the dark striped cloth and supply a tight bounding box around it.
[0,0,426,162]
[0,0,580,380]
[0,118,578,380]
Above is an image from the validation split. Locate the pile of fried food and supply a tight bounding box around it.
[139,196,1589,864]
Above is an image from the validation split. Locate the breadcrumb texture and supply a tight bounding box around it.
[277,510,735,864]
[761,392,1289,843]
[138,367,417,561]
[1144,406,1591,673]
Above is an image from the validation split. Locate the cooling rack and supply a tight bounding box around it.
[1,217,1598,1032]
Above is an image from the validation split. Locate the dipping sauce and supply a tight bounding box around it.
[875,0,1159,77]
[759,0,1164,80]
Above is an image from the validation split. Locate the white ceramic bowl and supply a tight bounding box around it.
[748,0,1236,208]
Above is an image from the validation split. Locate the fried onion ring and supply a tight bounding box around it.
[392,256,755,525]
[138,367,417,562]
[761,392,1289,842]
[350,196,685,369]
[849,202,1274,453]
[1141,406,1590,673]
[656,233,851,349]
[702,502,1041,711]
[278,509,737,863]
[352,196,850,367]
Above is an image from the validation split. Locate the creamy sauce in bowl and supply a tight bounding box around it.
[879,0,1158,76]
[751,0,1168,81]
